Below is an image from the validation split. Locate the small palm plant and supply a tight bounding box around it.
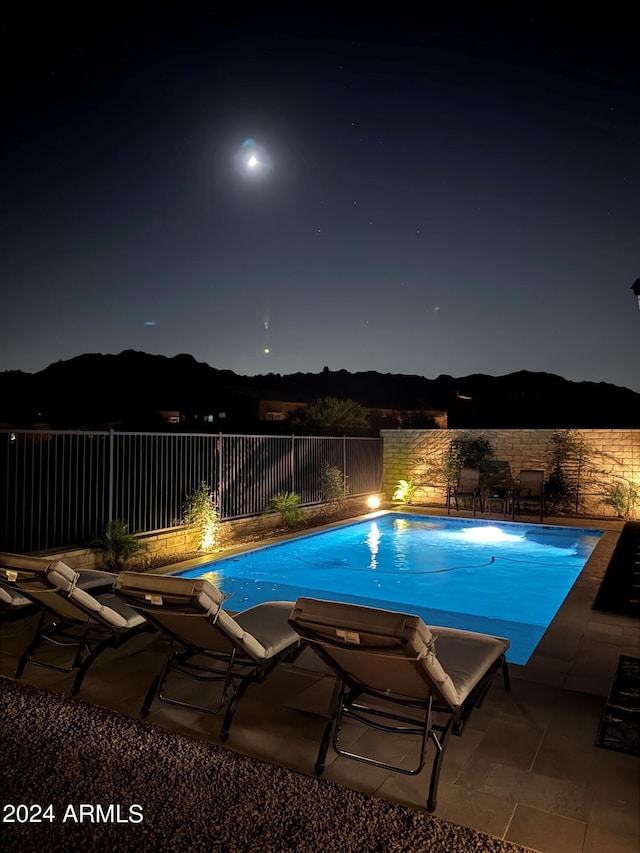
[601,478,639,519]
[392,478,417,504]
[89,518,147,571]
[264,491,306,528]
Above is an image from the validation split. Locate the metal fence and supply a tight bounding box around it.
[1,430,383,554]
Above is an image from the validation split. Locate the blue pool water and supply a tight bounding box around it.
[177,512,603,664]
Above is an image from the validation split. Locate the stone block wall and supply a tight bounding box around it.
[381,429,640,519]
[49,495,383,568]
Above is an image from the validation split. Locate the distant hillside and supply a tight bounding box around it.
[1,350,638,429]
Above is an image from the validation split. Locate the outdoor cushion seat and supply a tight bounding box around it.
[289,597,510,812]
[115,572,304,739]
[0,553,149,694]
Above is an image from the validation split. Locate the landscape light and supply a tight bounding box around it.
[367,495,381,510]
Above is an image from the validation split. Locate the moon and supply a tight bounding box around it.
[234,138,272,180]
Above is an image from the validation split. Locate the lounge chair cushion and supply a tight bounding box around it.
[233,602,302,659]
[116,572,298,661]
[68,588,147,628]
[1,553,116,595]
[0,580,34,609]
[116,572,226,613]
[46,562,116,594]
[290,598,509,710]
[0,553,51,572]
[35,561,142,628]
[6,561,144,629]
[425,625,510,705]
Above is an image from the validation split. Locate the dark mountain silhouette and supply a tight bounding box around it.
[1,350,638,430]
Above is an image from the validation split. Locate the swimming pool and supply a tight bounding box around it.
[177,512,603,664]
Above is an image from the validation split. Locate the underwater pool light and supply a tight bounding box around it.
[459,526,524,544]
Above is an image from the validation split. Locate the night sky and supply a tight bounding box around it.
[2,6,639,392]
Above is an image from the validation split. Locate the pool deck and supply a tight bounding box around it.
[1,509,638,853]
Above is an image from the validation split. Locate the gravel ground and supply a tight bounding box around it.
[1,678,535,853]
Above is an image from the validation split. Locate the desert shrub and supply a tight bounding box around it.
[320,462,349,511]
[545,429,593,514]
[183,482,228,551]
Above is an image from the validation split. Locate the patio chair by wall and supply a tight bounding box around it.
[512,469,546,521]
[289,597,510,812]
[447,467,483,516]
[115,572,304,740]
[0,553,149,694]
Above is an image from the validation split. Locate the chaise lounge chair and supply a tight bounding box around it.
[0,553,149,694]
[289,597,510,812]
[446,467,483,516]
[114,572,304,740]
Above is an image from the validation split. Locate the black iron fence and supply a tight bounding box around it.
[1,430,383,553]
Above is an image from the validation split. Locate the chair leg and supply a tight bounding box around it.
[501,659,511,692]
[315,679,345,774]
[427,718,454,813]
[15,614,89,678]
[220,670,259,742]
[71,634,121,696]
[221,645,305,741]
[15,611,47,677]
[141,645,175,717]
[315,715,336,775]
[141,675,161,717]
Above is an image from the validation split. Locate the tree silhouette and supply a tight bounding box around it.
[287,397,370,435]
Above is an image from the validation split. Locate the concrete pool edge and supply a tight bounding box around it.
[508,519,629,695]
